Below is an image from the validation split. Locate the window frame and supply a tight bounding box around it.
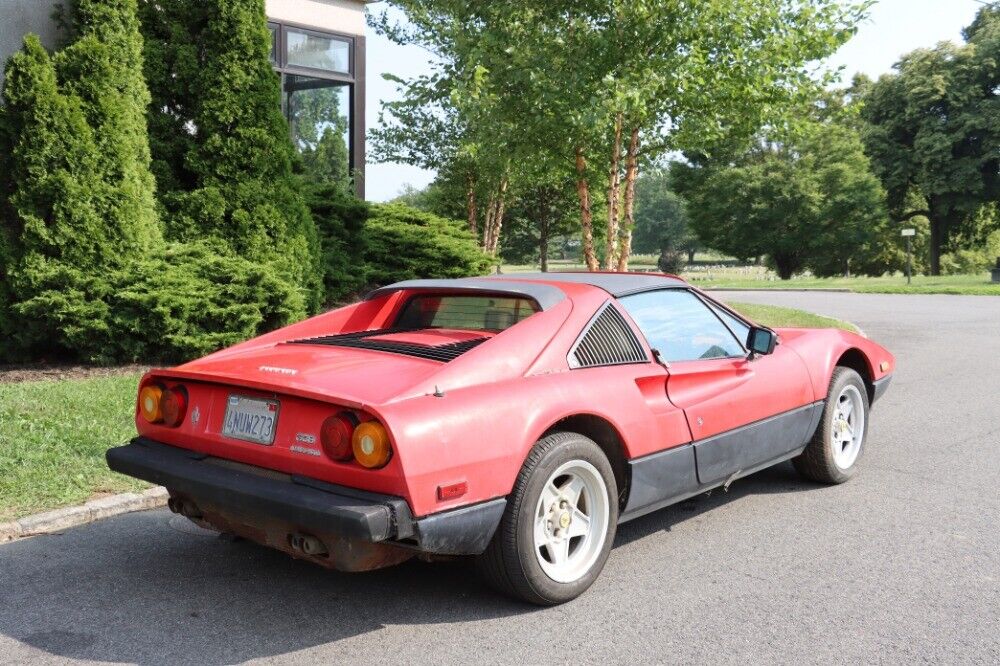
[616,287,751,364]
[268,19,363,197]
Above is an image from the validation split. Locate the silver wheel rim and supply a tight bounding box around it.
[831,385,865,469]
[533,460,610,584]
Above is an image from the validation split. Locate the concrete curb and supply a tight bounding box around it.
[0,487,167,544]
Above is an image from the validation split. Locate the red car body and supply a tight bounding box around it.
[108,273,893,573]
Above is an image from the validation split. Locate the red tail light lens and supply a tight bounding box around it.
[161,385,188,427]
[320,412,359,461]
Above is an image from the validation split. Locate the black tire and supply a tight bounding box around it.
[793,367,870,484]
[476,431,618,605]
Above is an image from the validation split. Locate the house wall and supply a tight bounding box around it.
[265,0,367,36]
[0,0,62,88]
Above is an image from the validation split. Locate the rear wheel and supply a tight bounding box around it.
[477,432,617,605]
[794,367,870,484]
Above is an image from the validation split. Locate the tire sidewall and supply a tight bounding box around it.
[514,434,618,604]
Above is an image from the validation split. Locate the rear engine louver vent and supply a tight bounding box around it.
[287,329,487,363]
[570,304,647,368]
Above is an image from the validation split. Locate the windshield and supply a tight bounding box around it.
[394,294,540,332]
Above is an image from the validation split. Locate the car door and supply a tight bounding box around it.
[617,289,817,486]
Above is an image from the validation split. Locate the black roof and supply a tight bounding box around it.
[364,273,686,310]
[490,272,686,297]
[365,278,567,310]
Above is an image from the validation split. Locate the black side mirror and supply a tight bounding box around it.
[747,326,777,356]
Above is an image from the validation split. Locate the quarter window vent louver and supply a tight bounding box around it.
[569,303,647,369]
[287,329,487,363]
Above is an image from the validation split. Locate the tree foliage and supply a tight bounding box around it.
[364,204,491,286]
[673,121,892,279]
[860,6,1000,274]
[140,0,322,313]
[0,0,163,360]
[632,169,698,261]
[374,0,869,270]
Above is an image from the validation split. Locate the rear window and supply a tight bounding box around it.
[394,295,540,332]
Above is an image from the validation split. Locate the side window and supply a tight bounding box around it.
[618,290,745,362]
[705,300,751,348]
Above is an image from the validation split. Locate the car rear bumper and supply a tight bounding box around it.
[106,438,504,558]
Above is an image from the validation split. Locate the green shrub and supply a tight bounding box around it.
[105,242,303,363]
[0,0,163,362]
[305,182,368,304]
[364,203,491,286]
[141,0,322,315]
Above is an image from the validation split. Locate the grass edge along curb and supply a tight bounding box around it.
[0,487,167,543]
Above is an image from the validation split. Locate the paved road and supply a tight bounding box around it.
[1,292,998,665]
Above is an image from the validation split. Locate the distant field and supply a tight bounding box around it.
[500,259,999,295]
[688,270,1000,295]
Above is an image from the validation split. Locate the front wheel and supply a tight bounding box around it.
[476,432,618,605]
[794,367,870,484]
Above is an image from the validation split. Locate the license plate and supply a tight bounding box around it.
[222,395,280,445]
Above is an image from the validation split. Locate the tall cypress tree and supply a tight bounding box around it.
[0,0,163,359]
[149,0,322,314]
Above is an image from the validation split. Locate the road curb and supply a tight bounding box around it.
[0,487,167,544]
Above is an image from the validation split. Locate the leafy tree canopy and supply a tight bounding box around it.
[860,6,1000,274]
[672,120,891,279]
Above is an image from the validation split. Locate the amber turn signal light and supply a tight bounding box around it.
[352,421,392,469]
[139,385,164,423]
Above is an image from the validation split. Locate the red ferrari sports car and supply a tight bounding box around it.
[108,272,893,605]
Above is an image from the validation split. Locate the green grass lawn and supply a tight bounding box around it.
[0,299,857,521]
[0,373,148,521]
[686,270,1000,295]
[727,302,859,333]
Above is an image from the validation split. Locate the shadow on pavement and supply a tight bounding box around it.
[0,461,818,665]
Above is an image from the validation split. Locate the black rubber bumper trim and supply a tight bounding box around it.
[412,498,507,556]
[106,438,414,542]
[872,374,892,404]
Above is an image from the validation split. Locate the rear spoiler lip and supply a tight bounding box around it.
[364,278,566,310]
[139,368,372,411]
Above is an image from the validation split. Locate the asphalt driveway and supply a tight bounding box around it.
[1,292,997,665]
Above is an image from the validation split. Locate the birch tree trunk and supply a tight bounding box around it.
[482,178,508,256]
[615,127,640,272]
[605,113,623,270]
[466,174,478,238]
[575,146,599,271]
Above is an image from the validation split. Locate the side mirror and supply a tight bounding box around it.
[747,326,777,356]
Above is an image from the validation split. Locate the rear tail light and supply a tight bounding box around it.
[320,412,359,461]
[139,383,187,427]
[139,385,164,423]
[352,421,392,469]
[161,385,188,427]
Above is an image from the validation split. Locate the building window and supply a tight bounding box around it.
[286,27,350,74]
[269,21,363,196]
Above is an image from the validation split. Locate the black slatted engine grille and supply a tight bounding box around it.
[570,304,647,368]
[287,329,488,363]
